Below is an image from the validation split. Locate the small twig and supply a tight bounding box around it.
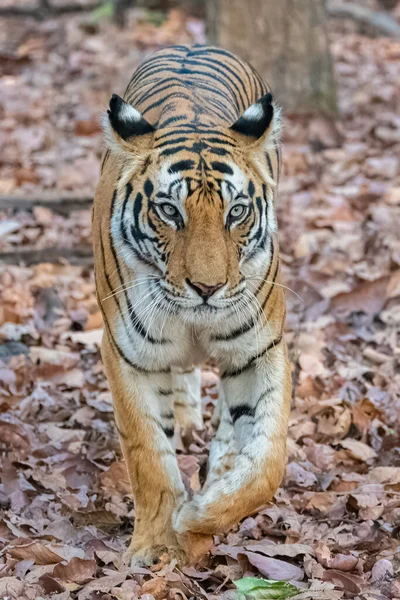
[0,246,93,266]
[0,195,92,215]
[327,1,400,38]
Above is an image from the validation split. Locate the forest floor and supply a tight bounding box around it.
[0,5,400,600]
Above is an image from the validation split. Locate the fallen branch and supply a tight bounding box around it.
[0,246,93,266]
[0,195,92,215]
[327,1,400,38]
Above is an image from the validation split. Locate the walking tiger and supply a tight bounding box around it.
[93,45,291,566]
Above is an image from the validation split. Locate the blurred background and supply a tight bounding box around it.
[0,1,400,599]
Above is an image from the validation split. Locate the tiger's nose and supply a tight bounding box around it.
[186,278,225,300]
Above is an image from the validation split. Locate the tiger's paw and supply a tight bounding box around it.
[177,530,214,565]
[123,542,186,570]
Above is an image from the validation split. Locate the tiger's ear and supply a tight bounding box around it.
[103,94,154,155]
[230,92,281,149]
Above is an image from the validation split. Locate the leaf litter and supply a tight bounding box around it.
[0,4,400,600]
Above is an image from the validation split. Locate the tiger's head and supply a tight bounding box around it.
[103,94,281,323]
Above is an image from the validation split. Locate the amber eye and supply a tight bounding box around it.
[160,203,179,218]
[228,204,247,220]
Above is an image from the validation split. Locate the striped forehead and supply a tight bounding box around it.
[218,162,246,189]
[156,156,246,197]
[156,161,188,201]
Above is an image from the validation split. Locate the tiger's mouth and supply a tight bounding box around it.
[157,279,248,315]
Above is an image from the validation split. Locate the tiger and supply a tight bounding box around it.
[93,44,291,567]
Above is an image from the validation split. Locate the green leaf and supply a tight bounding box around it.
[88,1,114,24]
[234,577,300,599]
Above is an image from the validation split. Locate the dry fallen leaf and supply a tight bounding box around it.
[53,557,97,583]
[6,540,64,565]
[340,439,378,462]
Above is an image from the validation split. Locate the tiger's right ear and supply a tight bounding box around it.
[103,94,154,155]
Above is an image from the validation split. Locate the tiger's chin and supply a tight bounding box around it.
[179,302,234,326]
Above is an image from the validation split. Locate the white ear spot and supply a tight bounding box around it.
[243,103,264,121]
[102,94,154,155]
[118,102,142,123]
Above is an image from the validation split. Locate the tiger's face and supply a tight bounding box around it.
[105,94,280,322]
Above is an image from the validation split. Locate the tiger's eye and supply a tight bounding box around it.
[229,205,247,220]
[160,203,179,218]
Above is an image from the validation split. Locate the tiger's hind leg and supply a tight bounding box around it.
[172,367,203,435]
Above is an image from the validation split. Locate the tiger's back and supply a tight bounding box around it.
[102,45,280,178]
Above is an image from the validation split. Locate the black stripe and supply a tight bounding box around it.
[221,349,266,378]
[261,259,279,311]
[275,148,281,180]
[206,137,236,146]
[160,145,198,158]
[162,426,175,438]
[142,92,192,116]
[168,160,195,173]
[221,335,282,378]
[158,115,187,128]
[159,389,173,396]
[266,152,274,179]
[231,386,275,425]
[229,404,256,423]
[155,136,191,149]
[211,162,233,175]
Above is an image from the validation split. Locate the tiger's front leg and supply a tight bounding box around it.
[175,339,291,541]
[101,333,187,567]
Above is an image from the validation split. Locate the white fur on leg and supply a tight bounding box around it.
[205,397,237,488]
[173,367,203,432]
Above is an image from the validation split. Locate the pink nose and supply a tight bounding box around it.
[186,279,225,300]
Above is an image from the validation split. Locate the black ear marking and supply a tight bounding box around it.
[230,92,274,139]
[107,94,155,140]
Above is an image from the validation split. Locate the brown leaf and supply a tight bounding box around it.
[323,569,365,594]
[53,557,96,583]
[368,467,400,485]
[340,439,378,462]
[39,574,65,594]
[331,277,390,316]
[328,554,358,572]
[30,347,80,377]
[243,542,315,559]
[216,545,304,581]
[0,417,31,459]
[77,574,128,600]
[370,559,393,582]
[0,577,25,597]
[140,578,169,600]
[243,551,304,581]
[285,462,318,488]
[7,540,64,565]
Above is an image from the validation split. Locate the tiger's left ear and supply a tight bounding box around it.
[230,92,281,150]
[103,94,155,156]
